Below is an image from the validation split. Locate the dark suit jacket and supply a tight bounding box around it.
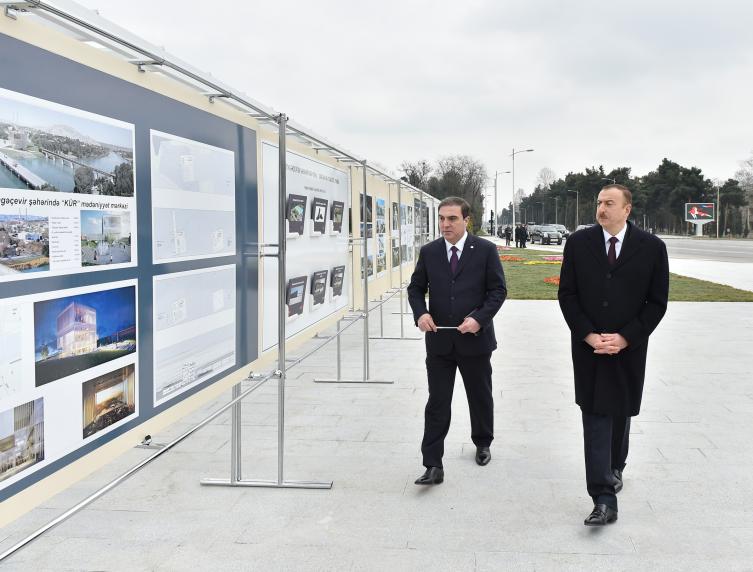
[408,234,507,356]
[558,222,669,416]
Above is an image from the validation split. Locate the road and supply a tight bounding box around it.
[492,235,753,292]
[496,235,753,263]
[659,236,753,263]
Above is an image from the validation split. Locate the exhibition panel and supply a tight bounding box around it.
[260,142,350,352]
[0,30,257,501]
[0,0,433,525]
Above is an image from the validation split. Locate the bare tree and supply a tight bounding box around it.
[734,152,753,234]
[399,159,433,190]
[536,167,557,191]
[433,155,488,231]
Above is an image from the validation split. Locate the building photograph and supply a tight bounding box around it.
[82,364,136,439]
[0,214,49,275]
[80,210,131,266]
[0,398,44,483]
[33,285,136,386]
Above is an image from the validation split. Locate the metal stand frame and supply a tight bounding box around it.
[201,114,332,490]
[313,163,394,384]
[392,184,415,317]
[368,287,421,341]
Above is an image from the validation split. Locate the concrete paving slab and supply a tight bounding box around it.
[1,297,752,570]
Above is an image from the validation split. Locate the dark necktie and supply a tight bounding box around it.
[450,245,459,274]
[607,236,618,266]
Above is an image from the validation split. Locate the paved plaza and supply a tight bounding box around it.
[1,289,752,570]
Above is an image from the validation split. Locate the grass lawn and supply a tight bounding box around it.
[498,247,753,302]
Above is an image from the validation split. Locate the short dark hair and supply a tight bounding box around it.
[438,196,470,218]
[601,183,632,205]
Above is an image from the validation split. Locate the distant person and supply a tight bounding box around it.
[504,226,512,247]
[514,224,522,248]
[558,184,669,526]
[520,224,529,248]
[408,196,507,485]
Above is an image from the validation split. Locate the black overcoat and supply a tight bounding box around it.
[558,222,669,416]
[408,234,507,356]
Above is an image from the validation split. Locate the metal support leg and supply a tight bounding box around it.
[204,114,332,490]
[230,382,242,483]
[379,297,384,337]
[369,287,421,341]
[315,163,393,385]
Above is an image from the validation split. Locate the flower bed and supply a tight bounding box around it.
[543,276,560,286]
[523,260,562,265]
[500,255,525,262]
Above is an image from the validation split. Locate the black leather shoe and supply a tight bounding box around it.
[475,446,491,466]
[415,467,444,485]
[584,504,618,526]
[612,469,623,494]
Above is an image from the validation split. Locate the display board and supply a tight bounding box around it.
[150,130,236,263]
[260,142,350,352]
[0,87,137,282]
[390,201,400,269]
[0,32,258,501]
[0,280,138,490]
[375,197,386,276]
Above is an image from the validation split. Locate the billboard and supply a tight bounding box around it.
[685,203,715,223]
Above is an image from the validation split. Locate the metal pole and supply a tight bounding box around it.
[361,161,370,380]
[336,318,342,381]
[398,180,405,338]
[230,382,241,483]
[511,148,516,238]
[555,197,558,225]
[276,113,288,486]
[204,114,333,487]
[717,186,720,238]
[379,296,384,337]
[494,171,498,237]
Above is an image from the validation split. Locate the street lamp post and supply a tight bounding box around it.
[511,148,534,236]
[567,189,579,229]
[537,201,544,224]
[554,197,559,225]
[716,185,720,238]
[494,170,510,237]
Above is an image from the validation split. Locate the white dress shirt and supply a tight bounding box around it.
[603,224,627,258]
[445,231,468,261]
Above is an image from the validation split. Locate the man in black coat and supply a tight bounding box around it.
[408,196,507,485]
[558,184,669,526]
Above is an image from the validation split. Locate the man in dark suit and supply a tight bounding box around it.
[558,184,669,525]
[408,196,507,485]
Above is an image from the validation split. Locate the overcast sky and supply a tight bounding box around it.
[78,0,753,206]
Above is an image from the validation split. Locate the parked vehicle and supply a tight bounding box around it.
[530,224,563,245]
[554,224,570,238]
[574,224,595,233]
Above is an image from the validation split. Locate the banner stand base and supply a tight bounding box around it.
[200,478,332,489]
[313,378,394,384]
